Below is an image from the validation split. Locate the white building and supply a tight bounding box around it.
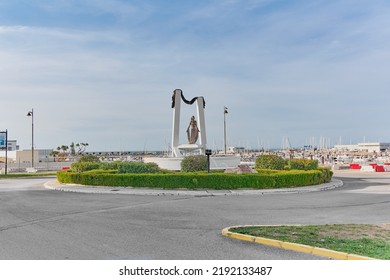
[0,139,52,164]
[0,140,18,163]
[6,140,19,151]
[227,147,246,154]
[333,144,360,152]
[333,143,390,153]
[0,139,19,151]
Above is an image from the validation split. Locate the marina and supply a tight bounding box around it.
[2,144,390,173]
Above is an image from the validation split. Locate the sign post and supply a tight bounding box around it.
[0,130,8,175]
[205,149,212,173]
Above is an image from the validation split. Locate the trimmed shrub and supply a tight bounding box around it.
[273,170,322,187]
[71,162,103,172]
[116,162,160,174]
[181,155,208,172]
[256,169,285,175]
[255,155,286,170]
[82,169,117,175]
[77,155,100,163]
[57,170,81,184]
[318,167,333,182]
[288,159,319,170]
[71,161,161,174]
[304,159,318,170]
[57,167,333,189]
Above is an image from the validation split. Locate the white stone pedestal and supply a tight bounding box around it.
[144,156,240,171]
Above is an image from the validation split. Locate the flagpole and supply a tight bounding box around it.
[27,109,34,168]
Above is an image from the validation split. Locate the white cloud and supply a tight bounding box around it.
[2,1,390,150]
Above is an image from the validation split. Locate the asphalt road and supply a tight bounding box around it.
[1,173,390,260]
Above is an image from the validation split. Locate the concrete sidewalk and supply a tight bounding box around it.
[44,179,343,196]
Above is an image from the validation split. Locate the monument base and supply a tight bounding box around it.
[144,156,240,171]
[177,144,204,156]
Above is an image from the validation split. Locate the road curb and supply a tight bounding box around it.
[44,179,343,196]
[222,226,377,260]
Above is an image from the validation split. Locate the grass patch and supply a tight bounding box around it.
[230,224,390,259]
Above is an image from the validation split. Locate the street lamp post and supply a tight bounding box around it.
[224,106,228,154]
[27,109,34,168]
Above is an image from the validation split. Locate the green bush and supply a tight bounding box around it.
[181,155,208,172]
[116,162,160,174]
[273,170,323,186]
[288,159,319,170]
[77,155,100,162]
[255,155,286,170]
[318,167,333,182]
[82,169,117,175]
[57,167,333,189]
[256,169,286,174]
[71,162,103,172]
[57,170,81,184]
[71,161,161,174]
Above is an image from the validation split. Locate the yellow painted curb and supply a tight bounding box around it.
[347,254,374,260]
[222,226,376,260]
[312,247,348,260]
[222,228,256,242]
[254,236,283,248]
[281,242,314,255]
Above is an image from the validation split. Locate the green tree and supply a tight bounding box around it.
[53,142,89,161]
[76,143,89,155]
[49,150,59,162]
[70,142,76,156]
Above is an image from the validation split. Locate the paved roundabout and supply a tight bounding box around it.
[1,170,390,260]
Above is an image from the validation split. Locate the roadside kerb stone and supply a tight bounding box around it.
[44,179,343,196]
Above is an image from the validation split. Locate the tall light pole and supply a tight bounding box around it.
[27,109,34,168]
[224,106,228,154]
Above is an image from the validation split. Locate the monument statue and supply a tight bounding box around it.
[143,89,240,170]
[171,89,206,156]
[186,116,199,144]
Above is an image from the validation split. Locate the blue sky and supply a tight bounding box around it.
[1,0,390,151]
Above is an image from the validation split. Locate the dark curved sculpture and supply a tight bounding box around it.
[171,89,206,109]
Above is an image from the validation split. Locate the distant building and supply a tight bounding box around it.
[0,139,19,151]
[9,140,19,151]
[0,139,52,164]
[227,147,246,154]
[0,140,19,163]
[333,143,390,153]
